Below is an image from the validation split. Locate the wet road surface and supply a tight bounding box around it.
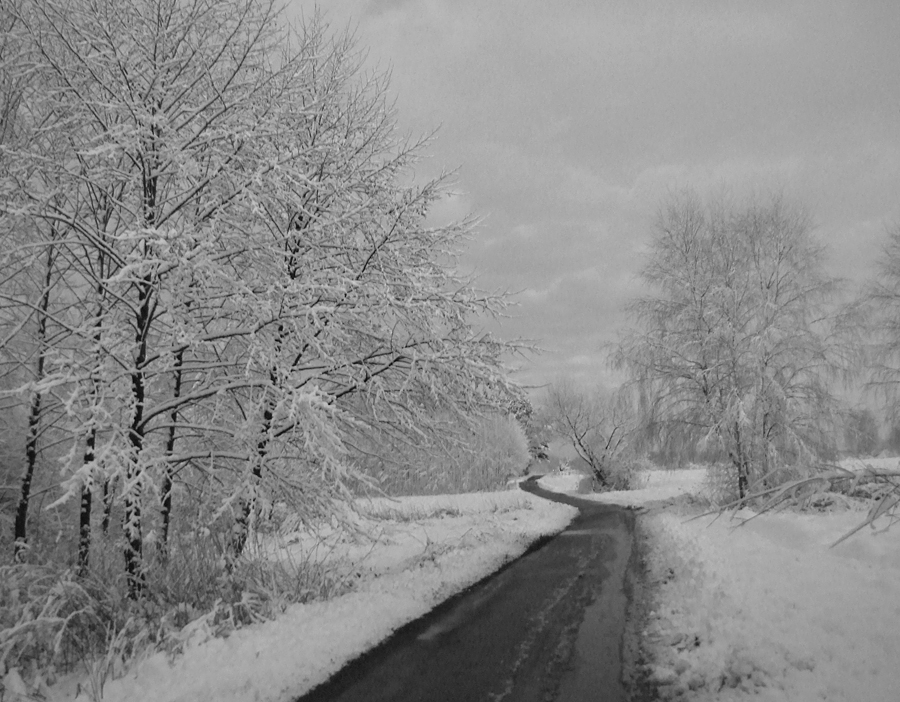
[296,478,638,702]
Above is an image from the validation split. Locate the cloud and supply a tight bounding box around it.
[288,0,900,388]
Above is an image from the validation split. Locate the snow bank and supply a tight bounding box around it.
[541,465,900,699]
[839,455,900,473]
[72,490,576,702]
[642,499,900,700]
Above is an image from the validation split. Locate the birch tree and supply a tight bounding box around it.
[616,192,845,499]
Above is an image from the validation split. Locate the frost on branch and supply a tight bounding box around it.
[0,0,520,602]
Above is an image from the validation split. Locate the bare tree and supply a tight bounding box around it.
[616,191,848,499]
[544,380,631,489]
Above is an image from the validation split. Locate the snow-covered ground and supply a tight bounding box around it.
[836,455,900,473]
[542,462,900,701]
[41,490,576,702]
[539,467,705,506]
[23,462,900,702]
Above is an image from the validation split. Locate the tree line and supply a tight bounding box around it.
[0,0,519,597]
[542,191,900,504]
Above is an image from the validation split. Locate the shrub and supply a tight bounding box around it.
[604,454,652,491]
[0,522,351,699]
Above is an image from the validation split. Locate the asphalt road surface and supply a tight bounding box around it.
[296,478,641,702]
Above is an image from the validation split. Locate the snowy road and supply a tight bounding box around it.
[296,479,641,702]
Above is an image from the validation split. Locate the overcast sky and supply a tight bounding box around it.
[289,0,900,391]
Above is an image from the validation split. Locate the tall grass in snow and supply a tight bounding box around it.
[0,410,530,697]
[0,519,350,699]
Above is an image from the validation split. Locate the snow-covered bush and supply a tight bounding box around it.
[603,454,652,491]
[0,564,124,692]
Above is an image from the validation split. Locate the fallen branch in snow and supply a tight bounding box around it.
[695,463,900,546]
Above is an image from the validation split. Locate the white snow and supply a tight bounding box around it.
[541,464,900,700]
[837,455,900,473]
[47,490,576,702]
[32,461,900,702]
[538,467,705,506]
[537,469,593,494]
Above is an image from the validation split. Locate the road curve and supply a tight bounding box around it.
[296,478,642,702]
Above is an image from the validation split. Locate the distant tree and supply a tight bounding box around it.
[544,380,632,488]
[866,225,900,412]
[616,192,849,500]
[865,225,900,460]
[508,395,551,462]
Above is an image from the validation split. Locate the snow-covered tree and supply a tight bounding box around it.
[0,1,78,562]
[0,0,516,596]
[544,380,632,489]
[616,192,847,499]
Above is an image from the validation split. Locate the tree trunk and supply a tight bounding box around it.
[159,348,185,561]
[231,402,271,558]
[591,462,609,490]
[733,422,749,499]
[232,323,284,557]
[79,289,105,573]
[78,482,92,575]
[101,478,115,534]
[14,389,43,561]
[13,240,55,561]
[78,424,98,573]
[124,272,154,598]
[123,489,144,597]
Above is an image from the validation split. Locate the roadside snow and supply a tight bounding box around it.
[539,468,706,506]
[838,455,900,473]
[537,470,592,494]
[643,504,900,701]
[46,490,576,702]
[541,465,900,701]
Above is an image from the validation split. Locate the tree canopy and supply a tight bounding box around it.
[616,192,848,498]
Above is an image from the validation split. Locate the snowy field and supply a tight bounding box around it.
[542,462,900,700]
[33,490,576,702]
